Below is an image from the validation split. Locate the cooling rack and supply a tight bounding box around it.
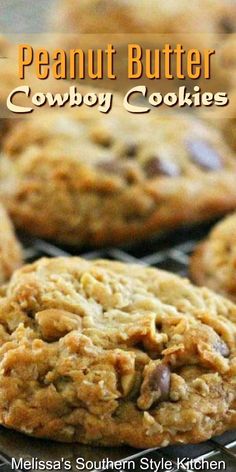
[0,224,235,472]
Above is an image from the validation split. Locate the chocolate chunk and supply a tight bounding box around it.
[187,140,222,171]
[125,143,138,158]
[214,338,230,358]
[145,157,180,178]
[148,364,170,401]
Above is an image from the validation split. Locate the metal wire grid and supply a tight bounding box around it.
[0,233,235,471]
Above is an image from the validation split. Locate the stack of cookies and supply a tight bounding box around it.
[0,0,235,450]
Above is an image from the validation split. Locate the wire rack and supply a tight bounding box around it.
[0,225,235,472]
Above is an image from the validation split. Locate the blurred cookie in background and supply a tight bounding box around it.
[1,104,236,247]
[0,203,23,284]
[52,0,235,34]
[208,33,236,93]
[199,86,236,152]
[50,1,236,93]
[219,33,236,78]
[191,212,236,302]
[195,36,235,152]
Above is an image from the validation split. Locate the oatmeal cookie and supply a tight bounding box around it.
[0,256,235,446]
[200,87,236,152]
[52,0,236,93]
[53,0,235,34]
[191,213,236,302]
[0,203,22,284]
[199,34,236,150]
[1,107,236,246]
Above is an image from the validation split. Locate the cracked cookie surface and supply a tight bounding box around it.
[191,213,236,302]
[1,108,236,246]
[0,256,235,447]
[0,203,22,284]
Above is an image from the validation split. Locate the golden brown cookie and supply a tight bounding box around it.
[0,203,22,284]
[199,87,236,152]
[198,32,236,150]
[51,0,236,94]
[53,0,235,34]
[0,256,235,446]
[51,1,236,78]
[1,107,236,247]
[191,213,236,301]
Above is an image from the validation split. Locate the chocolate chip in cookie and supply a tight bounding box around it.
[187,140,223,171]
[138,362,171,410]
[145,156,180,178]
[148,363,171,401]
[124,142,138,158]
[214,338,230,358]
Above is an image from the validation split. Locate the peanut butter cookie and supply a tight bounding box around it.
[200,86,236,152]
[0,203,22,284]
[1,108,236,246]
[191,212,236,301]
[0,256,235,446]
[53,0,235,34]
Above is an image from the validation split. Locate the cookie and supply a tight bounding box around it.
[0,203,22,284]
[51,1,236,93]
[53,0,235,34]
[198,33,236,150]
[221,88,236,151]
[191,213,236,302]
[219,34,236,83]
[0,256,235,446]
[1,106,236,247]
[200,87,236,152]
